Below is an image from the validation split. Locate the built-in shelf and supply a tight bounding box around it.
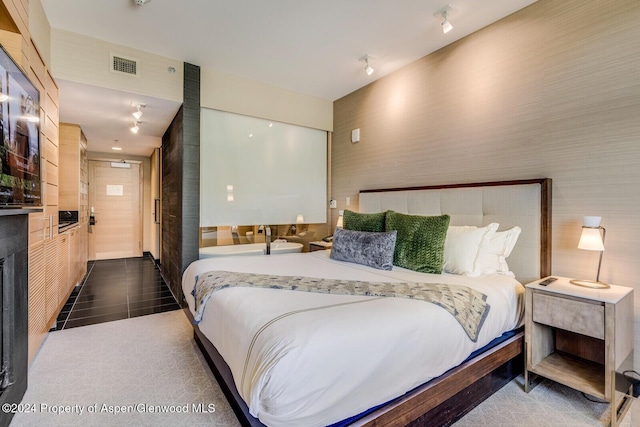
[530,351,605,398]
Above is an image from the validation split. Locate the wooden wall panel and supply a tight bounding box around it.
[3,0,61,365]
[27,241,46,362]
[57,233,69,306]
[29,40,45,82]
[58,123,81,209]
[44,238,58,322]
[0,27,21,59]
[332,0,640,352]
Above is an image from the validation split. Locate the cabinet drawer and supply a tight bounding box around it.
[532,292,604,339]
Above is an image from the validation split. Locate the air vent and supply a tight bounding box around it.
[110,54,138,76]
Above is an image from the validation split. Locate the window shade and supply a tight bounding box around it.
[200,108,327,226]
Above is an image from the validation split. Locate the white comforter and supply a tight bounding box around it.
[182,251,524,427]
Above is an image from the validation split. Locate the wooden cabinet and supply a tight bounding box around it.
[59,123,88,215]
[2,0,71,366]
[309,241,332,252]
[68,225,86,287]
[27,241,47,362]
[525,277,634,426]
[59,123,88,285]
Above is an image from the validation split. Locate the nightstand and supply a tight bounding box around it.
[309,241,332,252]
[524,276,634,426]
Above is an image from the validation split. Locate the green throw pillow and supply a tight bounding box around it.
[385,211,450,274]
[343,209,386,233]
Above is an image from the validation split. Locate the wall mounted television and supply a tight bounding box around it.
[0,43,41,208]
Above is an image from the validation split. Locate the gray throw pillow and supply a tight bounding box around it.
[330,227,397,270]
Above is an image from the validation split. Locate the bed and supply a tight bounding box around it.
[182,178,552,427]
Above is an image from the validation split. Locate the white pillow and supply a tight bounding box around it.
[476,226,522,275]
[444,223,499,276]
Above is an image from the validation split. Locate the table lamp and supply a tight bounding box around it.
[570,216,609,289]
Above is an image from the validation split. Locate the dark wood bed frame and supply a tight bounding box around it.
[187,178,552,427]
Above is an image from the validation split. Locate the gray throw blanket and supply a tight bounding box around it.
[192,271,491,342]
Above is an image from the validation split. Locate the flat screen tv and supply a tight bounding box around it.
[0,43,41,208]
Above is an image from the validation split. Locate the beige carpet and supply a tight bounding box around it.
[11,310,240,426]
[453,375,637,427]
[11,310,639,426]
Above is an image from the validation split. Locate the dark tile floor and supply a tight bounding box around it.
[54,255,180,330]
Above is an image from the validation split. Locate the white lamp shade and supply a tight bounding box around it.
[336,215,343,228]
[577,227,604,251]
[583,216,602,227]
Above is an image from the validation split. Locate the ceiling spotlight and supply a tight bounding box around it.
[360,55,374,76]
[131,121,140,134]
[434,5,456,34]
[133,0,151,6]
[441,11,453,33]
[132,104,145,120]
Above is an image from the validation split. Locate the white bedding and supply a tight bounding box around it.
[182,251,524,427]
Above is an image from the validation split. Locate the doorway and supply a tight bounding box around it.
[88,160,143,260]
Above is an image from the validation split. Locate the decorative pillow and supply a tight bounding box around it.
[384,211,450,274]
[330,227,397,271]
[343,209,386,233]
[444,223,499,276]
[476,226,522,275]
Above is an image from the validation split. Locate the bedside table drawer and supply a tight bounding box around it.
[532,293,604,339]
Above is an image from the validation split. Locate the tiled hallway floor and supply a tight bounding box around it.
[55,256,180,330]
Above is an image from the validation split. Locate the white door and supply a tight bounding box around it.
[88,160,142,260]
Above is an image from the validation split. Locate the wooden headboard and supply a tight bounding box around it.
[359,179,552,284]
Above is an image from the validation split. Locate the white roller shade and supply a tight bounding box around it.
[200,108,327,226]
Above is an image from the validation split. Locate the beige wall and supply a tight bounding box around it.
[201,67,333,131]
[87,152,153,254]
[50,28,183,102]
[332,0,640,345]
[28,0,50,66]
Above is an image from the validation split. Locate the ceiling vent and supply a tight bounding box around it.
[110,54,138,77]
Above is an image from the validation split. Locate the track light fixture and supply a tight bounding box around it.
[132,103,145,120]
[441,10,453,33]
[360,55,374,76]
[434,5,456,35]
[131,121,140,134]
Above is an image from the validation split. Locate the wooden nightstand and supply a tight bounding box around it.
[309,241,332,252]
[524,276,634,426]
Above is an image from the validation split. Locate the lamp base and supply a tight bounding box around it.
[569,279,610,289]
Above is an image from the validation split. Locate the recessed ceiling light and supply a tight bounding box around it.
[112,146,123,151]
